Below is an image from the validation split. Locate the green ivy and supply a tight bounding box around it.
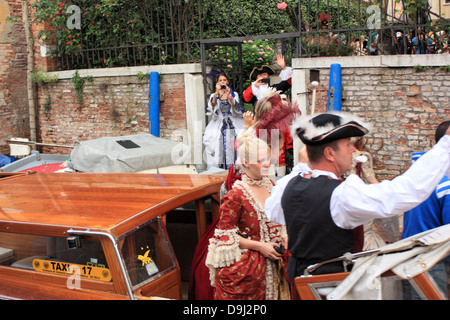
[136,71,150,82]
[413,65,432,72]
[31,70,59,85]
[29,1,159,65]
[28,0,385,68]
[43,95,52,114]
[71,70,93,107]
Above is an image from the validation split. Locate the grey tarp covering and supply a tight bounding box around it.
[70,134,191,173]
[327,224,450,300]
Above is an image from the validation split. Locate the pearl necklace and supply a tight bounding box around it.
[242,173,271,188]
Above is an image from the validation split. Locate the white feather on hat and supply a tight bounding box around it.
[290,112,372,145]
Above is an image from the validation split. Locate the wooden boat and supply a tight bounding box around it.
[0,172,224,300]
[0,151,70,173]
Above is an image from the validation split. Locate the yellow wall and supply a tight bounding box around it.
[429,0,450,19]
[387,0,450,21]
[0,0,10,30]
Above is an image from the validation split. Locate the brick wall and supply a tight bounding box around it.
[295,55,450,181]
[37,72,187,155]
[159,74,187,139]
[0,0,28,154]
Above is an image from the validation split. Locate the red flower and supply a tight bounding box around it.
[129,20,133,24]
[91,21,95,25]
[277,2,287,10]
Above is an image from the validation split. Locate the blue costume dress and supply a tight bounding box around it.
[203,88,246,169]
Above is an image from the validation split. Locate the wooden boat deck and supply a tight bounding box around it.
[0,172,224,238]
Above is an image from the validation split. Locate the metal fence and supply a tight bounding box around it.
[54,0,450,70]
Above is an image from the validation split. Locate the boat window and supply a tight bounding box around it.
[298,253,449,300]
[0,232,111,282]
[120,217,177,289]
[401,255,449,300]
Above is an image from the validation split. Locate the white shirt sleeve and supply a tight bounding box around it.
[331,135,450,229]
[265,182,288,225]
[279,67,293,81]
[265,163,311,225]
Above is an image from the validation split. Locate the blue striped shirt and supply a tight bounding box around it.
[402,168,450,238]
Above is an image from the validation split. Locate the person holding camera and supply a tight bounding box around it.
[242,54,292,107]
[203,72,246,169]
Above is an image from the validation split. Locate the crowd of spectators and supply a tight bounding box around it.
[350,29,449,56]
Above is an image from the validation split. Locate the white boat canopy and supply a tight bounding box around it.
[327,224,450,300]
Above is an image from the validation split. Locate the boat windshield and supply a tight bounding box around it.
[0,232,110,282]
[119,217,177,289]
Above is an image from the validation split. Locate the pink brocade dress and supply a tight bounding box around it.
[205,179,287,300]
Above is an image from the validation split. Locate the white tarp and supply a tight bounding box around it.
[70,134,191,173]
[327,224,450,300]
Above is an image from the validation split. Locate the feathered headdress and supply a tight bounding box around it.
[254,89,300,142]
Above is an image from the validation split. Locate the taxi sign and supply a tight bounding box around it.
[33,259,112,282]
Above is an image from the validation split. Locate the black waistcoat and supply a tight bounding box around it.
[281,175,354,277]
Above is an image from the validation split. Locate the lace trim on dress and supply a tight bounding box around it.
[205,227,243,287]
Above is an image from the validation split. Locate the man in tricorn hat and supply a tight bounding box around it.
[278,112,450,283]
[242,54,292,107]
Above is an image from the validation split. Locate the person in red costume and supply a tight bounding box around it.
[188,93,299,300]
[242,54,292,108]
[205,132,290,300]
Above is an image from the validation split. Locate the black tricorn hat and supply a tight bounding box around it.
[249,65,275,81]
[291,112,371,146]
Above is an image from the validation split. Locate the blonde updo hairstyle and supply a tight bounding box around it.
[252,94,274,129]
[235,131,271,170]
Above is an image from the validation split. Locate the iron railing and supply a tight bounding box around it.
[53,0,450,71]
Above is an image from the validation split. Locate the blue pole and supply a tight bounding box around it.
[149,71,160,137]
[327,63,342,112]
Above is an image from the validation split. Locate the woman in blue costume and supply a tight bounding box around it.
[203,70,246,169]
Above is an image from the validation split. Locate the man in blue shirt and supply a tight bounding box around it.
[402,120,450,299]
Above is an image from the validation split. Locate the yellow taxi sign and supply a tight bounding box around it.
[33,259,112,282]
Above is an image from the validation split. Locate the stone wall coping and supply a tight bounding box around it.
[293,54,450,69]
[48,63,202,79]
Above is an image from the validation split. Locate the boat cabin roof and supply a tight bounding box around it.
[0,172,224,238]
